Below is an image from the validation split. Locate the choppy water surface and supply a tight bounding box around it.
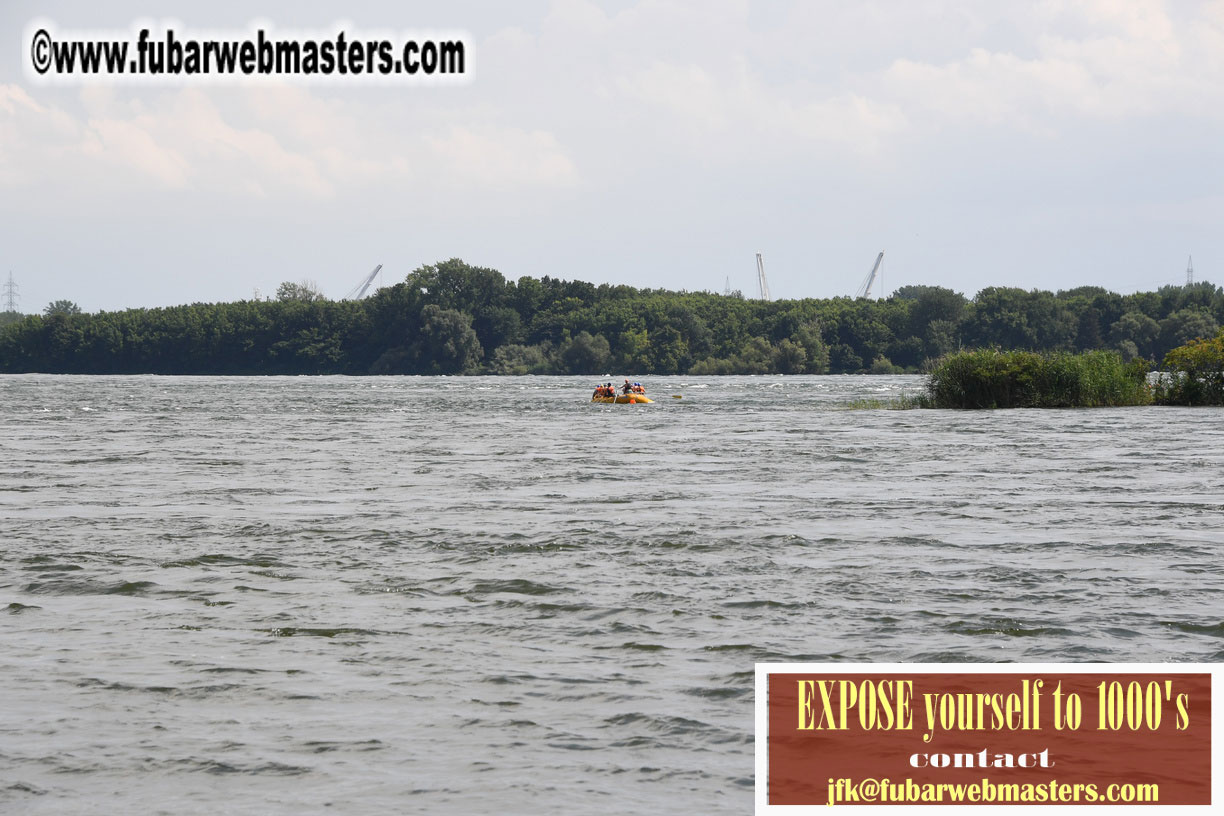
[2,375,1221,814]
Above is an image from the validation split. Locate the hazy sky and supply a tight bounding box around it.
[3,0,1222,312]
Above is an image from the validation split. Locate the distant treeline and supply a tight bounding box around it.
[2,259,1222,375]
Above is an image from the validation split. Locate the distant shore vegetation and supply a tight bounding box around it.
[3,259,1224,383]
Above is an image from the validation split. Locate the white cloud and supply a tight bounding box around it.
[881,0,1224,129]
[81,114,193,188]
[615,59,907,157]
[0,79,583,205]
[0,85,82,186]
[0,84,345,196]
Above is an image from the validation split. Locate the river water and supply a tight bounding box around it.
[1,375,1221,814]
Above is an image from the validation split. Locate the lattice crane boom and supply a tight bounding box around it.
[756,253,771,301]
[855,251,884,299]
[345,264,383,300]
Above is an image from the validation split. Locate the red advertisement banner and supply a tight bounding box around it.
[758,666,1214,809]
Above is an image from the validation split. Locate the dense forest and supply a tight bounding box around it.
[1,259,1222,375]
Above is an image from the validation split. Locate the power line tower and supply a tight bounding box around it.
[755,252,771,301]
[724,276,731,296]
[1186,255,1194,286]
[2,272,18,313]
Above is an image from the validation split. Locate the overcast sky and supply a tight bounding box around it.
[3,0,1222,312]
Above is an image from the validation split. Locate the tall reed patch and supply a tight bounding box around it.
[926,349,1152,408]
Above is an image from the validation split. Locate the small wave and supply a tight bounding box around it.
[529,601,595,613]
[947,624,1074,638]
[701,643,759,652]
[721,599,802,609]
[200,666,271,674]
[682,686,749,700]
[484,540,585,554]
[302,739,386,754]
[22,579,160,597]
[545,740,602,751]
[262,627,377,638]
[629,591,689,602]
[161,553,286,569]
[603,712,747,745]
[177,759,312,776]
[76,678,246,698]
[906,649,994,662]
[483,674,538,685]
[467,578,569,596]
[21,562,83,573]
[3,782,47,796]
[609,641,667,652]
[1162,620,1224,637]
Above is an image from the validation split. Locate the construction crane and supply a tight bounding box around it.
[344,264,383,300]
[755,252,771,301]
[855,251,884,299]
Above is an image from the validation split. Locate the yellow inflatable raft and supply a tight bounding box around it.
[591,394,654,404]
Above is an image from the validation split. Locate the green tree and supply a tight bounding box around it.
[790,321,830,373]
[773,338,807,374]
[903,286,966,336]
[869,354,902,374]
[925,319,960,360]
[1158,309,1218,358]
[1074,308,1104,351]
[414,305,483,374]
[1116,340,1140,363]
[963,288,1075,351]
[1109,312,1159,360]
[490,343,552,375]
[44,300,82,316]
[472,305,523,355]
[408,259,508,315]
[558,331,611,374]
[646,325,691,373]
[276,281,326,303]
[829,343,863,373]
[734,337,776,373]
